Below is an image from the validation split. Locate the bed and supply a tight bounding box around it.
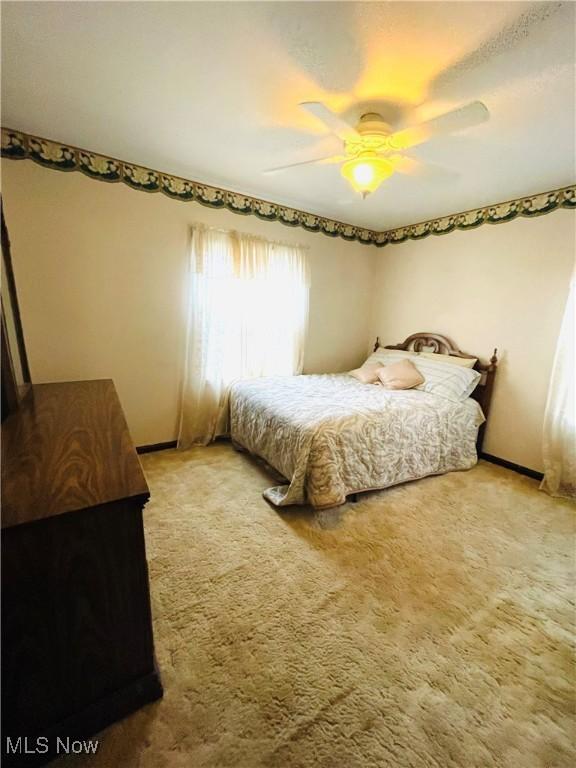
[230,333,498,509]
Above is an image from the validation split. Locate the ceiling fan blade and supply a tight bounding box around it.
[386,101,489,151]
[389,155,459,182]
[263,154,346,174]
[299,102,359,141]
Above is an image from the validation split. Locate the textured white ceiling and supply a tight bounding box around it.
[2,1,575,230]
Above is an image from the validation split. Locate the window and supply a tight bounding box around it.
[178,225,309,447]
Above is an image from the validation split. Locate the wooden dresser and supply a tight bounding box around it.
[1,380,162,767]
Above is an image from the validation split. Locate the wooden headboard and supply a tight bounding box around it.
[374,332,498,452]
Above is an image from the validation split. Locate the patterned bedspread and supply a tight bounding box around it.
[230,374,485,509]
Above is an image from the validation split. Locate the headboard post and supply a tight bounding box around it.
[489,349,498,371]
[480,349,498,415]
[373,336,380,352]
[475,348,498,446]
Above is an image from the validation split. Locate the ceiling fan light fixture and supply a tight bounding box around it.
[341,154,394,197]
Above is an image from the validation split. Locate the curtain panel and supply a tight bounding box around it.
[178,225,310,448]
[540,269,575,500]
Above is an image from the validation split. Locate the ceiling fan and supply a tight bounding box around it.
[264,100,489,198]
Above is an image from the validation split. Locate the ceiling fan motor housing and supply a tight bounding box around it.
[358,113,392,135]
[347,113,394,156]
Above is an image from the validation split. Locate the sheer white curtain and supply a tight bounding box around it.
[178,225,309,447]
[540,269,575,499]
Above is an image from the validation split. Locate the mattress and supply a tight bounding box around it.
[230,373,485,508]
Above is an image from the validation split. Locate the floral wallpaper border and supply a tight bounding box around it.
[2,127,574,248]
[378,185,575,247]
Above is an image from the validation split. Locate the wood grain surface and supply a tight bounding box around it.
[1,380,149,528]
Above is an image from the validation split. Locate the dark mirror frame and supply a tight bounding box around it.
[1,201,31,421]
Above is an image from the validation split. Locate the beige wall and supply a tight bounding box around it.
[2,159,573,470]
[370,212,574,471]
[1,161,376,445]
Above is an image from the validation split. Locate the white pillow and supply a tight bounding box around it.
[419,351,477,369]
[413,356,481,400]
[365,347,476,369]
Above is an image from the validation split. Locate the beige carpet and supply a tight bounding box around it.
[59,443,574,768]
